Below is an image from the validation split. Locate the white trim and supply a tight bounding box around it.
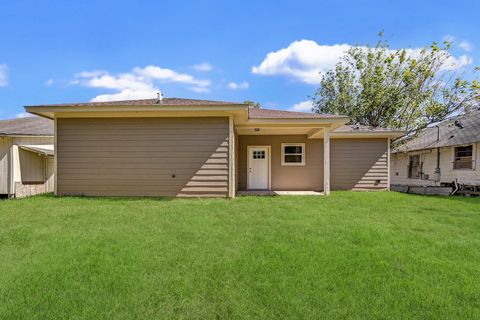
[228,116,235,198]
[281,143,306,166]
[323,127,331,195]
[246,145,271,190]
[54,117,58,196]
[387,138,391,190]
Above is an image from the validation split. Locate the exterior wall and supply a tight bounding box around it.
[14,182,47,198]
[238,135,324,191]
[18,148,45,183]
[56,117,230,197]
[391,142,480,186]
[331,138,389,190]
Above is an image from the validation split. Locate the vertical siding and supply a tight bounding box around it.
[331,138,389,190]
[391,143,480,186]
[238,135,324,191]
[56,117,230,197]
[0,137,12,194]
[17,149,45,182]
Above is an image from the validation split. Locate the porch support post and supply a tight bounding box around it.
[228,116,235,198]
[323,127,331,195]
[387,138,391,191]
[54,116,58,196]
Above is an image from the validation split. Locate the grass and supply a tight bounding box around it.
[0,192,479,319]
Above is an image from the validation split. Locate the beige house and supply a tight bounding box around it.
[26,98,403,198]
[391,109,480,188]
[0,117,54,198]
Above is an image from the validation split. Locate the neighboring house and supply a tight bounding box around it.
[26,98,403,198]
[391,109,480,188]
[0,116,54,198]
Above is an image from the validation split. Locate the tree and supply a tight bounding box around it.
[312,33,480,133]
[244,100,262,109]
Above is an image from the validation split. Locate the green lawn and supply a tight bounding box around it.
[0,192,479,319]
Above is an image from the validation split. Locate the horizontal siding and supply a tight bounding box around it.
[391,143,480,186]
[57,117,230,197]
[331,139,389,190]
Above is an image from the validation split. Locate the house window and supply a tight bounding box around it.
[281,143,305,166]
[408,155,421,179]
[453,145,473,169]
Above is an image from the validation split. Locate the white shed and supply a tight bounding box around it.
[0,117,54,198]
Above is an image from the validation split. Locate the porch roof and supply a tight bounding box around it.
[19,144,54,156]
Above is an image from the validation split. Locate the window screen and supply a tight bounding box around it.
[282,144,305,165]
[454,145,473,169]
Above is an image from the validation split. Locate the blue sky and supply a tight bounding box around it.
[0,0,479,119]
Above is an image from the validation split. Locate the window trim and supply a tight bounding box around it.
[408,154,421,179]
[453,144,475,170]
[281,143,305,166]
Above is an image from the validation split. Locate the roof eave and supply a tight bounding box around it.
[0,133,54,137]
[331,131,405,139]
[25,104,249,119]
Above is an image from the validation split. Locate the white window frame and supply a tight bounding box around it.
[281,143,305,166]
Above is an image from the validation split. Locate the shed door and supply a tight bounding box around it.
[248,146,269,190]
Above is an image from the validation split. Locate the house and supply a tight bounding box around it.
[25,98,403,198]
[0,116,54,198]
[391,109,480,191]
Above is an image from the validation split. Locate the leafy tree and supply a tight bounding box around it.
[312,33,480,133]
[244,100,262,109]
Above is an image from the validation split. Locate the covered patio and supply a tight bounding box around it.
[233,108,350,196]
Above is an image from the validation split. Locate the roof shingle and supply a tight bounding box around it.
[26,97,245,108]
[248,108,345,119]
[0,116,54,136]
[394,109,480,152]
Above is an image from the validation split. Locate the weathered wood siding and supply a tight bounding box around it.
[331,138,388,190]
[391,143,479,186]
[56,117,230,197]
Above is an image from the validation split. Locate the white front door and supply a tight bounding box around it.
[248,146,269,190]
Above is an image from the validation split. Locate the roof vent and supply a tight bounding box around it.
[454,120,464,129]
[156,92,163,104]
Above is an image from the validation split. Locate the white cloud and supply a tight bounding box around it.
[0,64,8,87]
[441,55,473,70]
[16,112,31,118]
[74,65,211,101]
[227,81,249,90]
[193,62,213,72]
[133,65,210,87]
[252,40,473,84]
[45,79,54,86]
[252,40,351,84]
[459,40,472,52]
[288,100,313,112]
